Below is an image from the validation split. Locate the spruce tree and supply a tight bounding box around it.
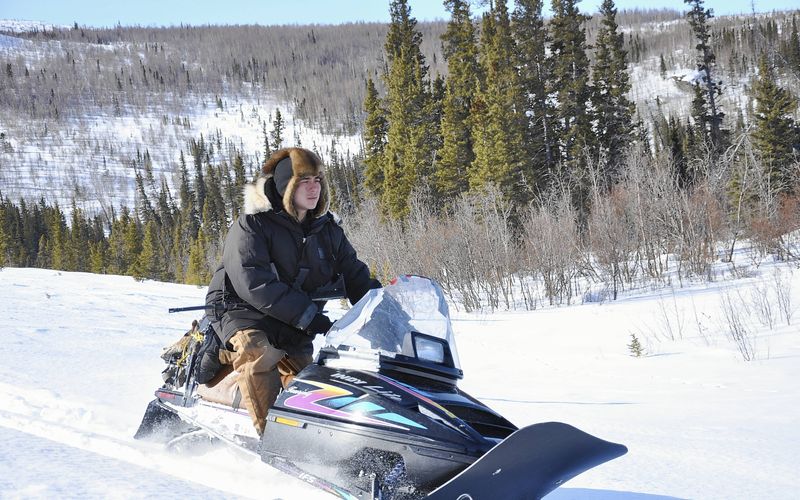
[69,201,89,271]
[89,240,106,274]
[270,109,285,151]
[688,82,708,162]
[787,15,800,76]
[143,149,156,192]
[134,170,156,225]
[2,200,18,266]
[512,0,555,192]
[685,0,724,157]
[231,153,246,217]
[19,199,37,266]
[36,234,50,269]
[591,0,635,189]
[381,0,433,219]
[0,203,7,268]
[262,121,271,162]
[470,0,530,205]
[186,229,211,285]
[193,142,207,224]
[548,0,593,206]
[0,198,12,267]
[171,152,198,281]
[751,55,799,193]
[1,198,24,267]
[122,214,142,276]
[218,160,234,219]
[154,178,176,280]
[49,205,68,271]
[156,178,175,233]
[171,220,187,283]
[178,151,194,222]
[667,115,691,187]
[129,227,149,280]
[628,333,644,357]
[133,219,164,281]
[424,74,446,191]
[107,207,131,275]
[10,200,27,266]
[202,162,227,246]
[362,77,388,199]
[435,0,479,203]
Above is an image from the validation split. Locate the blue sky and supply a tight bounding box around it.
[2,0,796,28]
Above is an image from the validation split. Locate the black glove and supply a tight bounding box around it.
[306,313,333,336]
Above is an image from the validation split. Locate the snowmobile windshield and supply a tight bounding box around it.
[325,275,461,370]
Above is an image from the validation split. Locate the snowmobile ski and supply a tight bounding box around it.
[426,421,628,499]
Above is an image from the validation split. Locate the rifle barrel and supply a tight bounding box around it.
[168,305,212,314]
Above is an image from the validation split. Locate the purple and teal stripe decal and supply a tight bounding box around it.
[283,379,425,430]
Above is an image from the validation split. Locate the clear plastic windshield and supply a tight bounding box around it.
[325,275,461,370]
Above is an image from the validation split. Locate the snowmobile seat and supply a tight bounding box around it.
[196,365,242,409]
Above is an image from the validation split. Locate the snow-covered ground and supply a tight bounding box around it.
[0,264,798,499]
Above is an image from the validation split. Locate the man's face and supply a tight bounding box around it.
[293,175,322,213]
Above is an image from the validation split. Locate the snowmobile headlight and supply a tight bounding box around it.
[414,336,445,364]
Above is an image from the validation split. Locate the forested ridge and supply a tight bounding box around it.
[1,0,799,311]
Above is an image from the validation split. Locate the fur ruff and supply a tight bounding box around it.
[243,177,271,215]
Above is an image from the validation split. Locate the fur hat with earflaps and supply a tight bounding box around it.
[243,147,330,220]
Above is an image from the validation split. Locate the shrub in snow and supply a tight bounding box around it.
[628,333,645,357]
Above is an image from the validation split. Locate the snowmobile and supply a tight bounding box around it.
[135,275,627,499]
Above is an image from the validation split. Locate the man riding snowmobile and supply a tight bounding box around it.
[204,146,380,435]
[136,150,627,499]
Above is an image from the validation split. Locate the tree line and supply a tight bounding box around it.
[0,123,366,286]
[0,134,243,284]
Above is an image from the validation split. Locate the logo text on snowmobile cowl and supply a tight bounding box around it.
[330,372,402,401]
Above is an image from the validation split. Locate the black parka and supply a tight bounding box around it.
[206,177,378,355]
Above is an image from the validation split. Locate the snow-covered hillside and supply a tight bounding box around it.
[0,265,798,499]
[0,20,363,213]
[1,92,359,213]
[0,84,360,214]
